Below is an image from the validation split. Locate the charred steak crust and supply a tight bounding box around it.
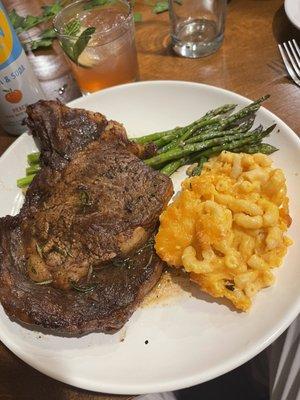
[26,100,108,170]
[25,100,157,169]
[0,217,163,334]
[0,101,173,335]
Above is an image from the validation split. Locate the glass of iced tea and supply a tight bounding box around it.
[54,0,139,94]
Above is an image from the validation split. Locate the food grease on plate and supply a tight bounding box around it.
[142,269,195,307]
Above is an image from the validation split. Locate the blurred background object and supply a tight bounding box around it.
[168,0,227,58]
[0,0,45,135]
[2,0,81,103]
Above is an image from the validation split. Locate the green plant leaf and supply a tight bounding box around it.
[153,0,169,13]
[9,10,44,34]
[9,9,25,33]
[22,15,42,29]
[41,27,57,39]
[61,39,75,62]
[60,20,82,62]
[64,19,81,36]
[9,2,62,35]
[72,26,96,63]
[29,38,53,50]
[41,1,62,17]
[152,0,181,13]
[23,28,57,51]
[133,12,143,22]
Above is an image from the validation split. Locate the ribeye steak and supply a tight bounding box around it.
[0,100,173,335]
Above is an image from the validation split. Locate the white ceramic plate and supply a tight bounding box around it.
[0,81,300,395]
[285,0,300,30]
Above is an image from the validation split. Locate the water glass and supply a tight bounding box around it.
[54,0,139,94]
[168,0,227,58]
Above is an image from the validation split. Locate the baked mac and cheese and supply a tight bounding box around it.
[155,151,292,311]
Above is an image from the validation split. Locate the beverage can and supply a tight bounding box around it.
[0,1,45,135]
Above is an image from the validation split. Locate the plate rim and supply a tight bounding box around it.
[0,80,300,395]
[284,0,300,30]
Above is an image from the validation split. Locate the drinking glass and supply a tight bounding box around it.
[54,0,139,94]
[168,0,227,58]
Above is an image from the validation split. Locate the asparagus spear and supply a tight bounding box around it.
[157,115,225,152]
[158,118,221,154]
[186,120,255,145]
[190,156,208,176]
[133,127,181,145]
[17,174,35,188]
[27,151,40,165]
[180,110,256,144]
[145,125,266,167]
[189,124,276,160]
[133,103,236,145]
[130,96,269,146]
[160,139,277,177]
[154,130,183,148]
[160,157,190,176]
[154,117,223,149]
[26,164,40,176]
[232,143,278,154]
[187,140,276,178]
[157,97,268,154]
[220,95,269,130]
[173,103,237,145]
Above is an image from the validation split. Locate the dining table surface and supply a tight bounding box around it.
[0,0,299,398]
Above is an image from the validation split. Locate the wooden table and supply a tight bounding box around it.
[0,0,299,398]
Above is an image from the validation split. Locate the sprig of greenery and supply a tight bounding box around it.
[9,2,62,34]
[64,19,81,36]
[73,26,96,61]
[27,28,57,50]
[9,9,25,34]
[152,1,169,14]
[41,2,63,17]
[62,26,96,64]
[153,0,182,14]
[9,0,172,53]
[9,2,63,50]
[133,12,143,22]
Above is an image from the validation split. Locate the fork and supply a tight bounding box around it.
[278,39,300,87]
